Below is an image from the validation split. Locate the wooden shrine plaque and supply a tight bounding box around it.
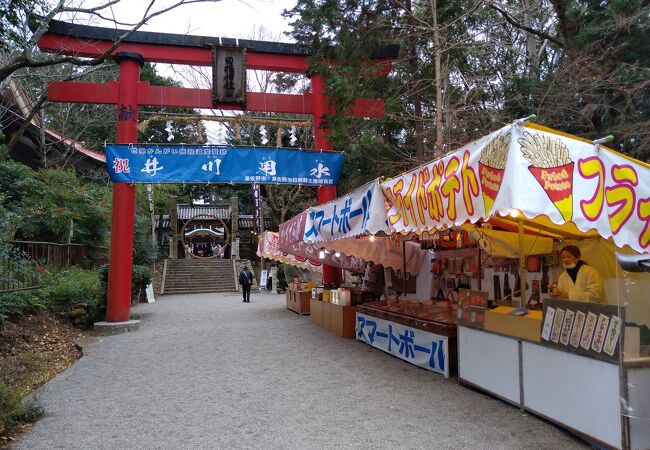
[212,46,246,106]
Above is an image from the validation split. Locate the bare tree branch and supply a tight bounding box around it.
[487,1,564,48]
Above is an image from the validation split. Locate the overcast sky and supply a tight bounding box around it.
[85,0,298,42]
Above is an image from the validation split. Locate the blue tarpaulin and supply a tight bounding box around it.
[106,145,344,185]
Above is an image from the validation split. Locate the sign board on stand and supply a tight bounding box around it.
[260,270,268,289]
[145,283,155,303]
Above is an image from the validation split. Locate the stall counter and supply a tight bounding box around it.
[355,299,458,378]
[286,288,310,315]
[310,298,357,338]
[459,325,650,450]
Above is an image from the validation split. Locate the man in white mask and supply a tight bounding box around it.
[549,245,604,303]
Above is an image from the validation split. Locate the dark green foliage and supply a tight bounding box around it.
[0,290,47,325]
[98,263,152,316]
[284,0,650,179]
[0,0,48,53]
[131,265,153,291]
[132,214,158,266]
[38,267,100,314]
[0,266,101,325]
[276,263,288,290]
[0,160,110,248]
[48,268,98,310]
[0,381,43,435]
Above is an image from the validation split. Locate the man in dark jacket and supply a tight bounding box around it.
[239,266,253,302]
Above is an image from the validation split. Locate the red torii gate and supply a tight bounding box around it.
[38,20,397,324]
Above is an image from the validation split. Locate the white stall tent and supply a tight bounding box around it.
[376,120,650,450]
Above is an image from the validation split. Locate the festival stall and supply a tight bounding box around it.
[295,180,457,374]
[378,119,650,449]
[257,229,365,314]
[257,230,320,314]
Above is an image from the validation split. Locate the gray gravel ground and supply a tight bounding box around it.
[14,291,588,450]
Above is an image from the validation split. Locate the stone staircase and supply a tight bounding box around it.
[161,258,238,295]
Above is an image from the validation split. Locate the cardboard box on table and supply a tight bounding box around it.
[484,306,543,342]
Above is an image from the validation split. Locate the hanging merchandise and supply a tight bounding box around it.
[493,274,502,301]
[514,273,521,298]
[541,265,549,294]
[527,280,541,310]
[503,273,512,300]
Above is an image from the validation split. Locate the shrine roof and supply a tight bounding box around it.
[177,204,231,220]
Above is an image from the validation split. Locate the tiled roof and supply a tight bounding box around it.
[177,204,231,220]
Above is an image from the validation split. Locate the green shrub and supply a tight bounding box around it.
[97,264,152,319]
[276,263,288,290]
[39,267,100,313]
[0,290,47,325]
[131,264,153,288]
[133,215,158,266]
[0,381,43,435]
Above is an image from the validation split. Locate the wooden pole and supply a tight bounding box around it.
[518,218,527,309]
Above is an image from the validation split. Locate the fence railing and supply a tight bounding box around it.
[0,241,107,293]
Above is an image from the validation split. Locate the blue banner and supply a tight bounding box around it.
[105,145,344,185]
[357,313,450,378]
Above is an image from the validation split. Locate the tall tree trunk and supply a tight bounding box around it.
[522,0,539,79]
[430,0,444,158]
[405,0,425,158]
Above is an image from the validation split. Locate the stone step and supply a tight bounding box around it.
[166,268,233,272]
[167,269,235,277]
[164,280,236,286]
[165,281,236,286]
[164,288,236,294]
[167,259,232,266]
[162,258,244,294]
[165,273,234,278]
[164,283,236,289]
[164,279,235,285]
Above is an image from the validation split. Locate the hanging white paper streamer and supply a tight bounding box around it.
[165,120,175,141]
[290,125,297,146]
[260,125,268,145]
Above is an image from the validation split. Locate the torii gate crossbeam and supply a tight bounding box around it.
[38,20,397,324]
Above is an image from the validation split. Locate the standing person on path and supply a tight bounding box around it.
[239,265,253,302]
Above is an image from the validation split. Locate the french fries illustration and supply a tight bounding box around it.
[518,131,574,221]
[478,132,511,214]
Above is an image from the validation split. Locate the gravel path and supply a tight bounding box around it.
[15,291,588,450]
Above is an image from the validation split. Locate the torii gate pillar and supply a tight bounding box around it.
[106,52,143,322]
[311,74,343,286]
